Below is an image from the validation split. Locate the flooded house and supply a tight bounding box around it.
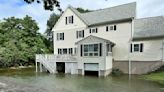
[36,2,164,76]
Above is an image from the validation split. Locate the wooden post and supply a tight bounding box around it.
[40,63,43,72]
[36,61,38,72]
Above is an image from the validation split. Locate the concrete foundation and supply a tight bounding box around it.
[113,60,163,74]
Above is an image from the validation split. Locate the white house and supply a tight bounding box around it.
[36,2,164,76]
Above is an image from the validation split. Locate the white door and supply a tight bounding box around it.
[84,63,99,71]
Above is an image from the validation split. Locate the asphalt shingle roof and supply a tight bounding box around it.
[69,2,136,26]
[133,16,164,40]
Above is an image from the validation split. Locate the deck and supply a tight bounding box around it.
[35,54,77,73]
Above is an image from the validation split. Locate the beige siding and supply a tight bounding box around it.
[54,20,132,60]
[130,39,163,61]
[53,8,87,31]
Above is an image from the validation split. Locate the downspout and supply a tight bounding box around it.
[162,38,164,62]
[128,18,134,75]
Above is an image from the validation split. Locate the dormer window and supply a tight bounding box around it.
[66,16,74,25]
[89,28,98,33]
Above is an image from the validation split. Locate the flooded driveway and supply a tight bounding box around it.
[0,68,163,92]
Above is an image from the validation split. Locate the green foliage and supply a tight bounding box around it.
[24,0,62,12]
[0,16,50,68]
[76,8,91,13]
[111,68,123,76]
[45,13,60,53]
[142,72,164,85]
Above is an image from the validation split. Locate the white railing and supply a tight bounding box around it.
[39,58,55,73]
[36,54,77,62]
[36,54,78,73]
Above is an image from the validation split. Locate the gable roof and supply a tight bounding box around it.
[69,2,136,26]
[133,16,164,40]
[75,35,115,45]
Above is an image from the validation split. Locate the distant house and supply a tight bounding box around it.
[36,2,164,76]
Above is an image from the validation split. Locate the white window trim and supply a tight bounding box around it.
[83,43,100,57]
[77,30,84,38]
[66,16,73,25]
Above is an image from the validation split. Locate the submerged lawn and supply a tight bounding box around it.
[142,72,164,85]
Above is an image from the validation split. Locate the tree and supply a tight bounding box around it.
[76,8,91,13]
[0,16,50,67]
[24,0,62,12]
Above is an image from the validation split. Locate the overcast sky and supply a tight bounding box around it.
[0,0,163,33]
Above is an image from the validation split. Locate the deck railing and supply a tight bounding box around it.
[36,54,77,62]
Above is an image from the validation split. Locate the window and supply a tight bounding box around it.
[58,49,62,54]
[65,16,73,24]
[89,28,98,33]
[58,48,73,55]
[69,48,73,54]
[130,43,144,52]
[63,49,67,54]
[106,25,117,31]
[57,33,64,40]
[133,44,140,52]
[83,44,99,56]
[76,30,84,38]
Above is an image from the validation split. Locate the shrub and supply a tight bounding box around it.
[111,68,123,76]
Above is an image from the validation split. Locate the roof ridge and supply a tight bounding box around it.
[135,16,164,20]
[81,2,136,15]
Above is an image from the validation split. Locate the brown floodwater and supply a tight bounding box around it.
[0,68,163,92]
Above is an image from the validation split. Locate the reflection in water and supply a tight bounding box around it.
[0,68,163,92]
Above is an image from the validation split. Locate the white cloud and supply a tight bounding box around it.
[0,0,163,33]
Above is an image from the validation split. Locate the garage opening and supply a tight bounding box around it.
[56,62,65,73]
[85,71,99,76]
[84,63,99,76]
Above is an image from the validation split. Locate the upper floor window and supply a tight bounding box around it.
[76,30,84,38]
[57,33,64,40]
[106,25,117,31]
[65,16,74,25]
[130,43,143,52]
[58,48,73,55]
[89,28,98,33]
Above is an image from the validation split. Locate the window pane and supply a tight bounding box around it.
[110,26,113,30]
[94,53,98,56]
[84,53,88,56]
[89,44,94,51]
[134,44,139,52]
[63,49,67,54]
[94,44,98,51]
[89,53,93,56]
[84,45,88,52]
[92,29,96,33]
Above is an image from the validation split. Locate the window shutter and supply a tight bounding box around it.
[80,45,83,57]
[76,31,78,38]
[130,44,132,53]
[106,26,108,32]
[114,25,116,31]
[62,33,64,40]
[65,17,67,24]
[140,43,143,52]
[89,29,91,33]
[96,28,98,33]
[58,49,60,54]
[82,30,84,37]
[99,43,102,56]
[72,16,74,23]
